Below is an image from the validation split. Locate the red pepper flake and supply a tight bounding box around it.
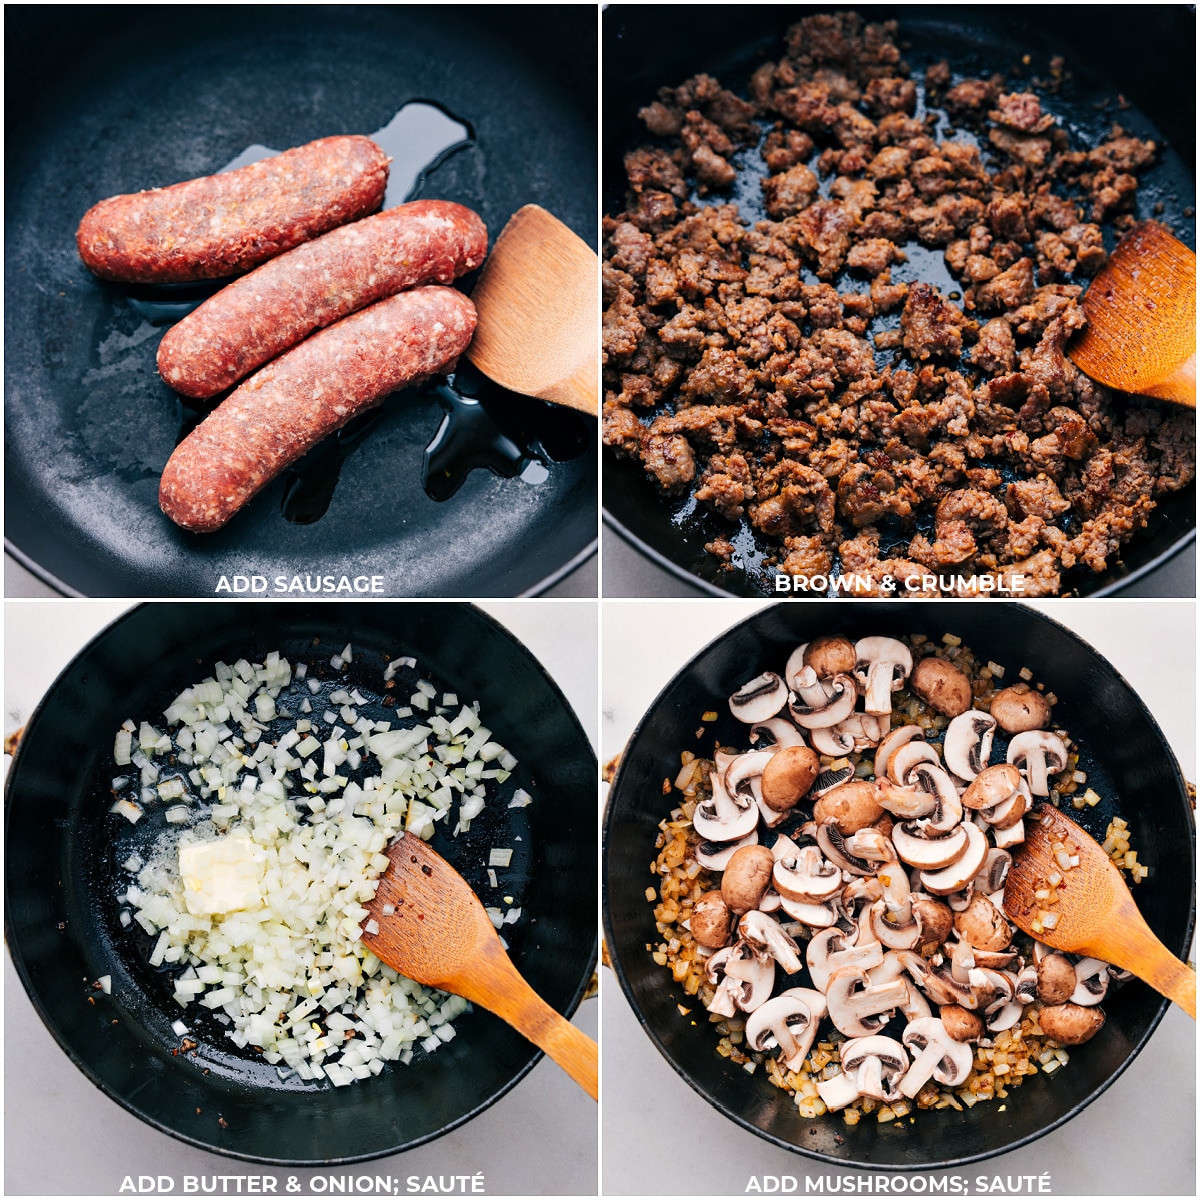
[218,1116,229,1129]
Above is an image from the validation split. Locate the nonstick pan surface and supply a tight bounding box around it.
[4,5,597,598]
[602,5,1196,598]
[603,602,1195,1170]
[6,601,597,1164]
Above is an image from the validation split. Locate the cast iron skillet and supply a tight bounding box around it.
[603,602,1195,1168]
[602,5,1196,597]
[4,5,597,598]
[6,602,597,1164]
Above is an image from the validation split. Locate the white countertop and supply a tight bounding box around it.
[601,599,1196,1196]
[3,599,598,1197]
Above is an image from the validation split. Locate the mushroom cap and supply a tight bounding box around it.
[815,821,877,877]
[773,846,843,904]
[962,763,1021,810]
[721,844,777,914]
[990,683,1052,733]
[899,1016,975,1096]
[761,744,821,811]
[806,927,885,993]
[939,1003,984,1042]
[690,890,734,948]
[730,671,789,724]
[910,656,973,718]
[854,637,914,716]
[739,909,804,974]
[1038,1002,1106,1045]
[692,774,761,843]
[953,894,1012,952]
[804,635,857,678]
[888,740,942,785]
[694,827,759,872]
[942,710,998,781]
[1069,958,1111,1006]
[750,716,808,750]
[892,821,969,871]
[1036,953,1077,1004]
[825,965,910,1037]
[1006,730,1069,797]
[839,1035,911,1100]
[814,779,885,834]
[911,897,954,952]
[744,987,829,1070]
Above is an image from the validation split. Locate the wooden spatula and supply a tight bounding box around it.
[1003,804,1195,1017]
[466,204,598,416]
[361,833,598,1098]
[1069,221,1196,406]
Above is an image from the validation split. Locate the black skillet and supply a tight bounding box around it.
[5,602,597,1163]
[4,5,597,598]
[602,5,1197,597]
[603,601,1195,1168]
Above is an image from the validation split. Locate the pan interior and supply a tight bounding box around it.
[4,6,597,597]
[6,602,597,1163]
[601,6,1196,597]
[603,602,1195,1168]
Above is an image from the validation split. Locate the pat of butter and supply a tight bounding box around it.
[179,833,264,916]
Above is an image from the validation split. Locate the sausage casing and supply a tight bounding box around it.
[157,200,487,398]
[158,287,476,533]
[77,135,389,284]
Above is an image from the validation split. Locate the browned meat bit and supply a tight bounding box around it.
[925,60,952,91]
[639,100,683,138]
[973,257,1035,312]
[624,147,687,199]
[1006,477,1071,521]
[763,127,816,171]
[696,453,756,520]
[901,284,965,360]
[989,92,1056,134]
[641,433,696,492]
[864,77,917,116]
[779,535,834,579]
[762,163,819,217]
[972,318,1016,374]
[945,76,1003,114]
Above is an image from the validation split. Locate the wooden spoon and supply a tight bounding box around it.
[361,833,598,1098]
[466,204,598,417]
[1003,804,1195,1018]
[1069,221,1196,406]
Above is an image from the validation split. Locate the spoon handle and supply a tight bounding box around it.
[1094,907,1196,1019]
[465,947,599,1099]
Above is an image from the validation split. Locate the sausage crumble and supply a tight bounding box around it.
[603,13,1194,596]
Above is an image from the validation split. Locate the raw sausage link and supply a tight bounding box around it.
[157,200,487,398]
[77,136,389,284]
[158,287,476,533]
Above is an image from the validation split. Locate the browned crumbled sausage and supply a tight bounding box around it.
[602,12,1192,595]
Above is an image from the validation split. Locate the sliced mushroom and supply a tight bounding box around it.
[888,740,942,785]
[730,672,789,724]
[805,927,884,993]
[750,716,808,750]
[895,951,981,1009]
[942,710,997,781]
[980,778,1031,830]
[705,942,775,1016]
[911,896,954,953]
[744,989,829,1071]
[971,848,1012,896]
[920,821,989,896]
[760,745,821,811]
[910,657,973,718]
[810,763,855,799]
[908,763,963,834]
[739,910,803,975]
[721,844,777,914]
[815,822,876,877]
[813,712,889,756]
[817,1036,910,1109]
[773,846,843,904]
[1069,958,1110,1006]
[1038,1002,1105,1044]
[891,821,969,871]
[788,673,858,729]
[854,637,913,716]
[814,779,885,834]
[692,772,760,843]
[898,1016,974,1098]
[1007,730,1068,797]
[825,965,910,1037]
[777,895,840,928]
[992,817,1026,849]
[694,827,759,872]
[875,777,938,821]
[990,683,1051,733]
[724,749,776,801]
[874,726,926,782]
[690,890,734,948]
[867,899,922,950]
[868,952,932,1021]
